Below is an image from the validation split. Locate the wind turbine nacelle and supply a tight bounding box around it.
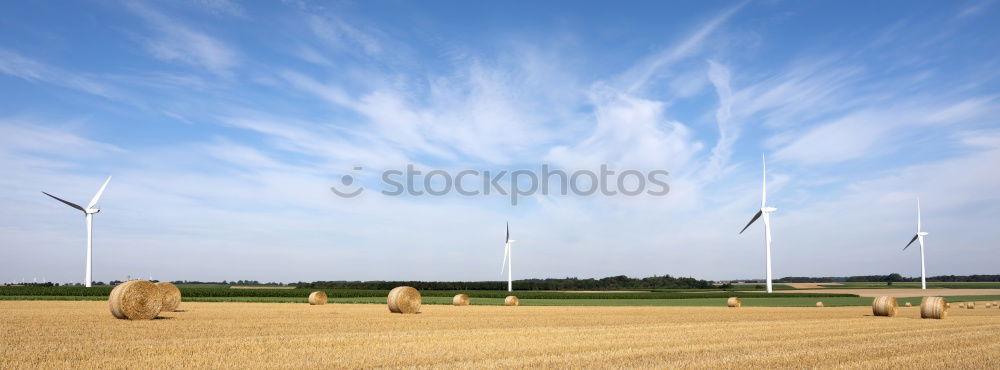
[917,232,928,236]
[86,208,100,214]
[762,207,777,213]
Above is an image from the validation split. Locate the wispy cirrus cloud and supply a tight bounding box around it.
[621,1,748,94]
[0,48,122,100]
[125,2,240,73]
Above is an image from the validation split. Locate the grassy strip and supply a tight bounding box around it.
[791,282,1000,289]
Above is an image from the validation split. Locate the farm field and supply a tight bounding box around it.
[734,282,1000,290]
[1,301,998,368]
[769,288,1000,297]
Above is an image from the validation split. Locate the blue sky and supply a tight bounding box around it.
[1,0,998,284]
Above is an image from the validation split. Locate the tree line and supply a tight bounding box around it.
[774,274,1000,283]
[297,274,714,290]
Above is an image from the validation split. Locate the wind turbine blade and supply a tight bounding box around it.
[500,243,510,273]
[740,210,763,234]
[761,154,767,208]
[87,176,111,209]
[916,198,922,232]
[506,221,510,244]
[42,192,85,212]
[903,234,919,250]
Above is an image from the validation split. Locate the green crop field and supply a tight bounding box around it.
[821,282,1000,289]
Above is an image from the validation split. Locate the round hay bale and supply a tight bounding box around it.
[727,297,741,308]
[967,302,975,310]
[109,280,163,320]
[308,291,327,305]
[904,301,912,307]
[959,303,966,309]
[816,301,824,307]
[872,296,898,317]
[504,296,520,306]
[387,286,421,314]
[452,294,470,306]
[920,297,947,319]
[155,282,181,312]
[946,302,951,308]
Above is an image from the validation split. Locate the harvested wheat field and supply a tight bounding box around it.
[1,301,998,368]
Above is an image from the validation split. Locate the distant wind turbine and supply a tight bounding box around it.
[739,154,778,293]
[903,198,929,290]
[42,176,111,288]
[500,222,516,292]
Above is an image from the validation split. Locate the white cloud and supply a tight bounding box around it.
[773,98,999,165]
[307,14,384,58]
[0,119,124,158]
[956,0,995,18]
[126,2,240,73]
[622,1,747,94]
[546,94,702,171]
[703,60,736,178]
[0,49,122,100]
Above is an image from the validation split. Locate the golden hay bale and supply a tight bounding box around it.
[387,286,421,314]
[958,303,966,309]
[946,302,951,308]
[155,282,181,312]
[967,302,975,310]
[504,296,520,306]
[904,302,912,307]
[920,297,947,319]
[727,297,741,308]
[872,296,898,317]
[308,291,327,305]
[109,280,163,320]
[452,294,470,306]
[816,301,824,307]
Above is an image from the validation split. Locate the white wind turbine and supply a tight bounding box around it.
[739,154,777,293]
[500,222,516,292]
[42,176,111,288]
[903,198,929,290]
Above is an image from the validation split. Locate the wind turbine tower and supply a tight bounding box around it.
[903,198,929,290]
[739,155,778,293]
[500,222,516,292]
[42,176,111,288]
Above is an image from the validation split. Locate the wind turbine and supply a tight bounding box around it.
[903,198,929,290]
[739,154,777,293]
[500,222,516,292]
[42,176,111,288]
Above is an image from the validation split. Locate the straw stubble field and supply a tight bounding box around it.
[1,301,998,368]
